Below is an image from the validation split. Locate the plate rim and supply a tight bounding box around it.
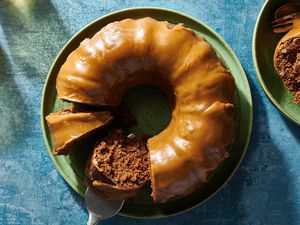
[252,0,300,126]
[40,6,253,219]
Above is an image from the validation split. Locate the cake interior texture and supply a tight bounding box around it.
[92,131,150,189]
[275,36,300,103]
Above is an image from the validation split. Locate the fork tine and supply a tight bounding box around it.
[272,13,295,24]
[272,16,293,24]
[272,21,293,28]
[273,25,293,33]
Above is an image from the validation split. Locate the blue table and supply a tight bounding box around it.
[1,0,299,224]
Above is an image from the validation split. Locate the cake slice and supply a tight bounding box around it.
[274,28,300,104]
[46,108,113,155]
[86,130,150,200]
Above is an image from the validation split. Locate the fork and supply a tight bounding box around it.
[272,12,300,33]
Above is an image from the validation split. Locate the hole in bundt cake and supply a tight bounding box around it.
[122,85,172,137]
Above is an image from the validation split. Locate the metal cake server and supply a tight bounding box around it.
[85,187,125,225]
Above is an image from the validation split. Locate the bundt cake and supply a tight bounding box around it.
[86,130,150,200]
[274,28,300,104]
[51,17,236,203]
[46,109,112,155]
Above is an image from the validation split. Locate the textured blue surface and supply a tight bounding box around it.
[0,0,300,224]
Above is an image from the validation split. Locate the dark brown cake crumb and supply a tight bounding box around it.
[275,36,300,103]
[92,130,150,189]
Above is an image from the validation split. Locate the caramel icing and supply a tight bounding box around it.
[56,17,236,202]
[46,111,112,155]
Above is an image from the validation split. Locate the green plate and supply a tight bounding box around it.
[253,0,300,125]
[41,7,253,218]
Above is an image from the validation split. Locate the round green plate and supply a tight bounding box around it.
[253,0,300,125]
[41,7,253,218]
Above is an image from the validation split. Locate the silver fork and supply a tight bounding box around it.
[85,186,124,225]
[272,12,300,33]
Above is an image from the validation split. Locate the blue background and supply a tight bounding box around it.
[1,0,300,224]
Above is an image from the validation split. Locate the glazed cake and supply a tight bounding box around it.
[47,17,236,203]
